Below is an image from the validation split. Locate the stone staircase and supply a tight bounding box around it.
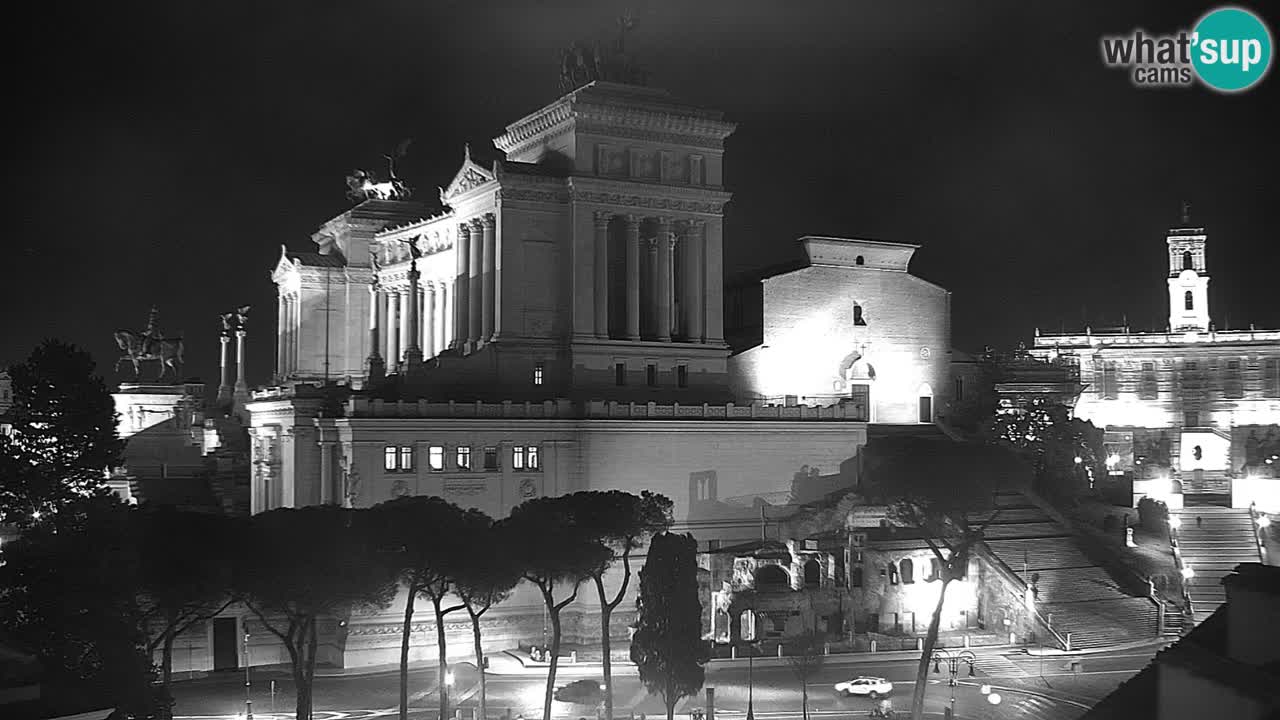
[1171,506,1261,624]
[1179,469,1233,498]
[977,492,1159,650]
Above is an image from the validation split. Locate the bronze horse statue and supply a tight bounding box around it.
[114,330,185,380]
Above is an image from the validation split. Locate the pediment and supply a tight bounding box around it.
[271,245,299,284]
[441,146,495,203]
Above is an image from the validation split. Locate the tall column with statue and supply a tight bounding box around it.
[402,238,423,371]
[217,313,233,405]
[232,306,251,418]
[366,256,385,384]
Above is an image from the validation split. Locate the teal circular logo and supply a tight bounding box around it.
[1192,7,1273,92]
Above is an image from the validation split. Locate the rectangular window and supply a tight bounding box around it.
[1102,361,1118,399]
[428,446,445,471]
[456,446,472,471]
[1140,362,1158,400]
[1225,359,1243,399]
[677,364,688,389]
[533,363,544,386]
[527,444,539,470]
[646,364,657,387]
[1267,358,1280,398]
[615,362,626,386]
[384,446,397,472]
[483,446,499,471]
[1184,412,1199,428]
[398,446,414,472]
[954,377,964,402]
[513,445,525,470]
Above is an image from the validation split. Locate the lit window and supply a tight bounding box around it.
[456,446,472,470]
[385,445,414,472]
[646,364,657,387]
[677,364,688,389]
[615,362,626,386]
[533,363,544,386]
[514,445,540,471]
[428,446,444,471]
[483,447,499,470]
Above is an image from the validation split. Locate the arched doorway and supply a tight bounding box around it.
[803,558,821,588]
[755,564,790,592]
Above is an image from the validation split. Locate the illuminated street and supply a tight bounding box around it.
[169,643,1167,720]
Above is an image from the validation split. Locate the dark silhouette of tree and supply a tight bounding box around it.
[0,340,122,526]
[860,436,1030,720]
[373,496,484,720]
[569,490,673,720]
[0,494,171,719]
[237,507,397,720]
[502,496,611,720]
[630,532,709,720]
[786,632,824,720]
[454,517,522,720]
[990,399,1103,499]
[136,508,237,692]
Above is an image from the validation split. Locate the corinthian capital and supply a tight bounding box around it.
[593,210,612,228]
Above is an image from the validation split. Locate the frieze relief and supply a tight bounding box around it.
[445,478,487,497]
[570,190,726,215]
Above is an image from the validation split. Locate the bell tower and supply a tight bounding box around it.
[1166,202,1210,332]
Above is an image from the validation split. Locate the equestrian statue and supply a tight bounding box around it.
[114,306,185,381]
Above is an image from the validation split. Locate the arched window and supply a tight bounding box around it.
[803,559,821,588]
[1185,291,1194,311]
[1183,251,1193,270]
[755,564,789,592]
[853,304,867,326]
[900,558,915,584]
[855,255,865,266]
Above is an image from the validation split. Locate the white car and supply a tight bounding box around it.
[834,676,893,698]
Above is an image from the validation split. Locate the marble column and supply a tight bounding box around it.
[397,289,411,364]
[481,214,496,342]
[234,329,248,394]
[468,218,483,347]
[383,289,395,364]
[683,219,705,342]
[424,284,436,357]
[454,224,471,349]
[646,237,659,339]
[438,284,449,354]
[705,217,725,344]
[276,296,286,379]
[286,295,297,375]
[405,264,422,366]
[656,216,673,342]
[593,211,610,338]
[218,334,232,403]
[625,215,641,340]
[366,285,384,382]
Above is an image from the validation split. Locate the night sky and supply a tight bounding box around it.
[5,1,1278,390]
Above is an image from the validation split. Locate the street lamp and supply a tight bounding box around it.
[243,632,253,720]
[745,642,756,720]
[930,650,977,720]
[1182,565,1195,580]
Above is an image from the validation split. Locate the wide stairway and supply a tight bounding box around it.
[978,493,1159,650]
[1171,506,1261,624]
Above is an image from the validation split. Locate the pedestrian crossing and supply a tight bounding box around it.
[969,652,1029,678]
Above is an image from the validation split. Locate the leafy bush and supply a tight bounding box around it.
[554,679,603,705]
[1137,497,1169,530]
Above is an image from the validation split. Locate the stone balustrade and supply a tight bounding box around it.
[341,397,869,421]
[1035,328,1280,348]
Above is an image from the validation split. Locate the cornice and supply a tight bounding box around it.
[567,177,732,216]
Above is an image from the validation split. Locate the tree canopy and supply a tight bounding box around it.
[0,340,122,526]
[631,532,708,720]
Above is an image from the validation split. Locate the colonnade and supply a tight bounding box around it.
[276,291,301,376]
[370,278,456,367]
[595,213,712,342]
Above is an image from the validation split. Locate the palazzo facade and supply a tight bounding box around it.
[1032,218,1280,508]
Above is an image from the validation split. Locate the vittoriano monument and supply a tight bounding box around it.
[345,139,414,202]
[114,306,185,381]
